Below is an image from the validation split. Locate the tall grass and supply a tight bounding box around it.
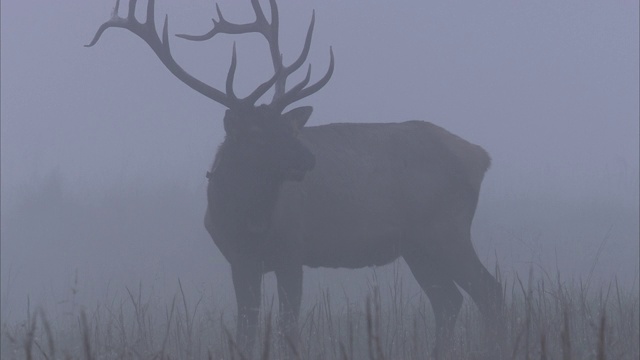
[2,271,638,360]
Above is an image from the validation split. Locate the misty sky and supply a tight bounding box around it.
[2,0,638,201]
[1,0,638,323]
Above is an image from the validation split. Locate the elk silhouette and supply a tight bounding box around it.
[87,0,503,355]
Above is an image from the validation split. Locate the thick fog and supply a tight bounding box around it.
[1,0,638,325]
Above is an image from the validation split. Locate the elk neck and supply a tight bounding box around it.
[206,140,283,237]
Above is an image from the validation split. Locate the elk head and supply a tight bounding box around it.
[86,0,333,182]
[221,104,316,181]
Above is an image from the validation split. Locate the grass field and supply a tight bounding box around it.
[2,178,637,359]
[2,270,638,360]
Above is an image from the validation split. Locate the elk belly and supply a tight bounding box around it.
[273,204,403,268]
[305,226,403,269]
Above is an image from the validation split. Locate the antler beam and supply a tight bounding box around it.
[176,0,334,112]
[87,0,332,111]
[86,0,282,109]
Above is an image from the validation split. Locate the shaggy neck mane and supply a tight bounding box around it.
[207,140,282,237]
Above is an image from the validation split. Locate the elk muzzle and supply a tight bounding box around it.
[285,149,316,182]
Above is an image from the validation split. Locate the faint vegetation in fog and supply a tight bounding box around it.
[2,174,638,359]
[2,273,639,359]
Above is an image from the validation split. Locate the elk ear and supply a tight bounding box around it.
[283,106,313,133]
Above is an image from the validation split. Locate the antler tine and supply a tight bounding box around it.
[244,60,282,105]
[172,1,333,110]
[146,0,156,29]
[273,47,334,112]
[266,0,281,68]
[86,0,236,108]
[176,2,271,41]
[85,0,127,48]
[85,0,147,50]
[273,64,311,109]
[128,0,138,21]
[175,0,283,106]
[272,11,314,101]
[226,43,238,101]
[251,0,269,27]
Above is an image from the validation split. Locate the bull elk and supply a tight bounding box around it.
[87,0,503,355]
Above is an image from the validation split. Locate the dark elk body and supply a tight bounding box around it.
[88,0,503,355]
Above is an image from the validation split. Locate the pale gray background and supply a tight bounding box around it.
[2,0,638,323]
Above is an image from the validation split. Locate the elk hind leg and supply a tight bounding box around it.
[403,247,462,357]
[446,229,505,354]
[448,232,503,322]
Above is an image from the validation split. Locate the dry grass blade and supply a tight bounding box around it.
[81,310,94,360]
[178,278,203,359]
[540,333,547,360]
[585,225,613,294]
[285,335,302,360]
[223,326,247,360]
[261,312,272,360]
[24,303,37,360]
[37,308,56,360]
[561,305,572,360]
[3,275,638,359]
[339,341,349,360]
[33,339,50,360]
[159,295,177,360]
[366,297,375,360]
[512,272,533,360]
[597,312,606,360]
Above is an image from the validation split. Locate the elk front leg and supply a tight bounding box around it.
[275,264,303,351]
[231,262,262,355]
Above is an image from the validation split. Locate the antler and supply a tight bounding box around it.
[177,0,334,112]
[85,0,281,108]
